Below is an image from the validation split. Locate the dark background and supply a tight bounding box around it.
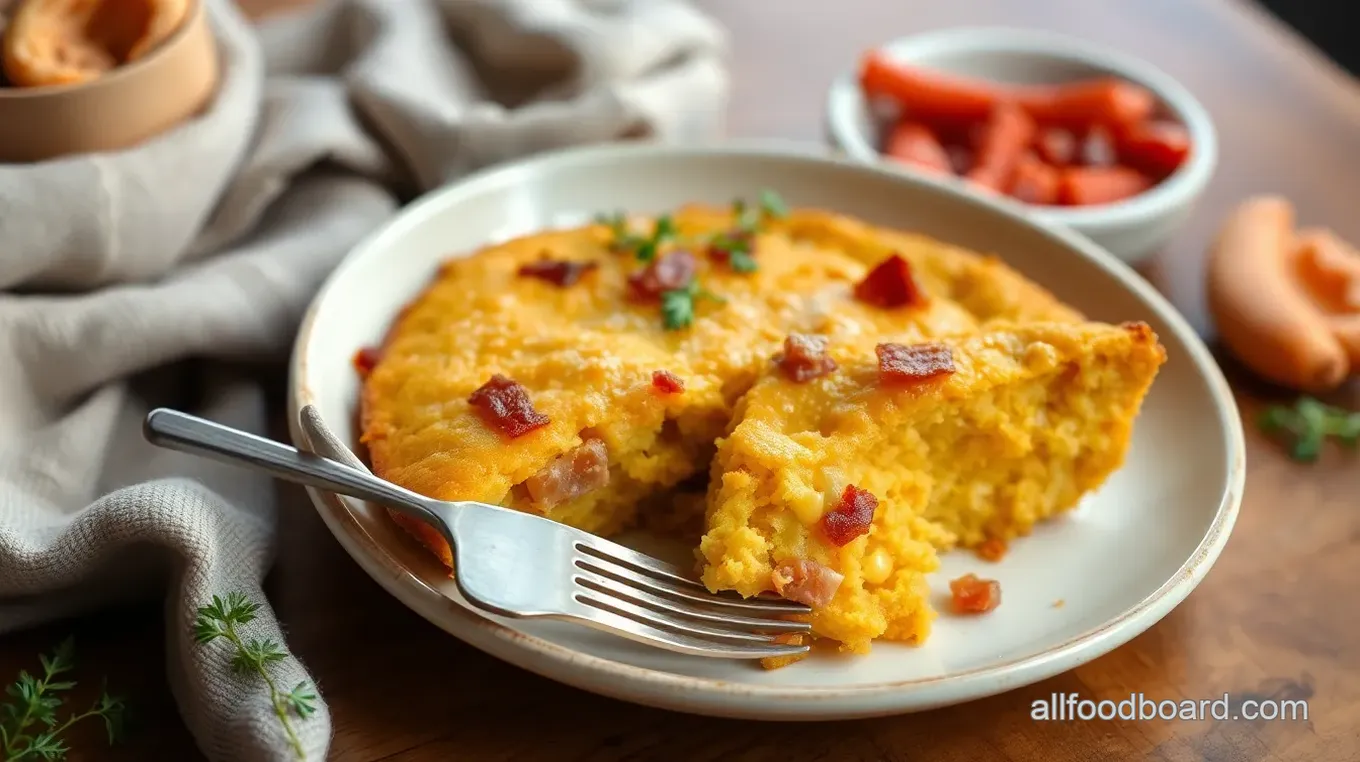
[1255,0,1359,74]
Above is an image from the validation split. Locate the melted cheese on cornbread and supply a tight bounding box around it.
[359,207,1081,569]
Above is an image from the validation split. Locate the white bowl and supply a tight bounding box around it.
[825,27,1218,265]
[288,140,1243,720]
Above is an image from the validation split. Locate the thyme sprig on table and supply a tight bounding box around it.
[194,592,316,760]
[1,637,125,761]
[1258,396,1360,462]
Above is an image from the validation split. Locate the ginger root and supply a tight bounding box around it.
[1,0,189,88]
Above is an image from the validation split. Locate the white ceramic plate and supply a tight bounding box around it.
[288,140,1244,720]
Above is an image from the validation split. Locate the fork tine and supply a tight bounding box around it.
[574,562,811,634]
[571,593,805,658]
[574,577,773,643]
[570,601,811,659]
[575,535,806,609]
[577,543,813,616]
[577,541,804,603]
[573,538,712,591]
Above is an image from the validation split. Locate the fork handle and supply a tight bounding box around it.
[143,407,447,532]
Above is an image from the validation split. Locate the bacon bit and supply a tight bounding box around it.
[517,257,599,287]
[950,573,1001,614]
[820,485,877,546]
[352,346,381,377]
[627,250,696,301]
[876,342,956,386]
[468,374,550,439]
[760,632,811,670]
[853,253,924,308]
[771,559,845,607]
[773,333,838,382]
[975,537,1008,562]
[651,370,685,394]
[523,438,610,508]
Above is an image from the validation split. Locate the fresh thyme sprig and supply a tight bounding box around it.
[1,637,125,761]
[194,592,316,760]
[1258,396,1360,462]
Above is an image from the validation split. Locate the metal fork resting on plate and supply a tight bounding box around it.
[142,408,812,659]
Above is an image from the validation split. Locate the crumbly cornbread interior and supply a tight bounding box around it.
[700,321,1166,654]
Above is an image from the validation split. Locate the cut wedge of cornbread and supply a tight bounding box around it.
[698,321,1167,655]
[358,204,1082,570]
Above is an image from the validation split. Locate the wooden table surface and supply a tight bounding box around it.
[5,0,1360,760]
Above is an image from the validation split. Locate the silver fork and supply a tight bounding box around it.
[142,408,812,659]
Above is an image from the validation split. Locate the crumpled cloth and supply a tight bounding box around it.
[0,0,727,758]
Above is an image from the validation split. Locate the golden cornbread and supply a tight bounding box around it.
[359,205,1081,569]
[357,197,1166,662]
[699,322,1167,655]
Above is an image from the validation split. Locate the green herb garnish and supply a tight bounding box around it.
[709,189,788,274]
[1,637,125,761]
[598,211,675,262]
[659,282,727,331]
[595,211,636,248]
[194,592,317,760]
[759,188,789,219]
[1258,396,1360,462]
[634,215,676,263]
[599,193,786,329]
[660,287,695,331]
[726,250,758,273]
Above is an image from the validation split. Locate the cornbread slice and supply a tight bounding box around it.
[698,321,1166,654]
[359,205,1081,570]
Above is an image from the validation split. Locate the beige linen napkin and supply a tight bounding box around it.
[0,0,728,759]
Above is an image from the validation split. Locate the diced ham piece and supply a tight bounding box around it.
[950,573,1001,614]
[771,559,845,608]
[774,333,838,382]
[467,374,550,439]
[518,257,599,287]
[821,484,878,546]
[853,253,925,308]
[651,370,685,394]
[523,438,610,508]
[876,342,956,386]
[352,346,381,377]
[627,250,696,301]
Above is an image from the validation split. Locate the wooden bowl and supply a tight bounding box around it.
[0,0,219,163]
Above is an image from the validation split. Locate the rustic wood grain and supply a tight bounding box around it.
[4,0,1359,760]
